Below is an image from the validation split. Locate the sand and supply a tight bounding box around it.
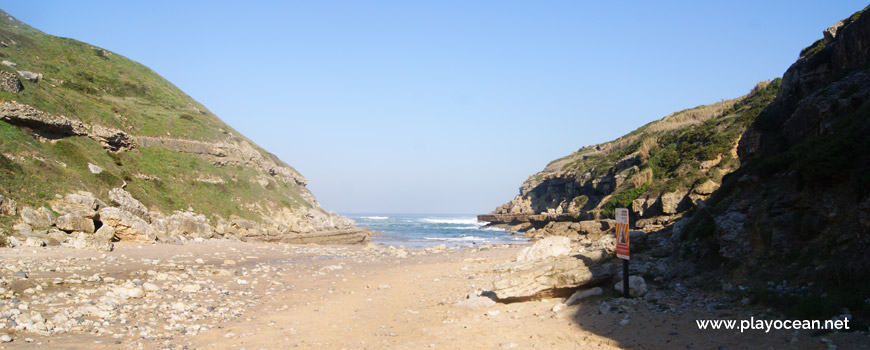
[0,241,866,349]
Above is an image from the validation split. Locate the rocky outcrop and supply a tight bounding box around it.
[681,6,870,304]
[108,188,150,222]
[19,206,55,228]
[6,188,372,248]
[0,101,87,137]
[516,236,573,262]
[0,71,22,93]
[90,125,135,152]
[135,136,308,188]
[490,249,614,301]
[478,86,771,239]
[17,70,39,83]
[97,207,154,242]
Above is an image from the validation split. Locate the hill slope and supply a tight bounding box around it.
[0,9,370,245]
[479,78,779,237]
[482,4,870,322]
[680,5,870,320]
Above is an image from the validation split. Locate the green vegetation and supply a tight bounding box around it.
[602,183,648,218]
[0,10,312,229]
[548,79,781,218]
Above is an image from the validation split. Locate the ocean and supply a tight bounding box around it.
[345,214,529,248]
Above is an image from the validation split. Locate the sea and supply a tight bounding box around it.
[344,214,529,248]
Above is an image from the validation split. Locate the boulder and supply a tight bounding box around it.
[97,207,154,242]
[660,191,687,214]
[64,230,113,251]
[613,275,647,297]
[516,236,573,262]
[19,206,55,227]
[491,249,614,300]
[152,211,215,241]
[571,220,612,236]
[17,71,39,83]
[0,71,23,93]
[12,223,31,233]
[90,125,135,152]
[108,188,150,222]
[50,192,102,218]
[55,213,95,233]
[87,163,103,174]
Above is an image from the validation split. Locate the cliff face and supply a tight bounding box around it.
[681,6,870,316]
[0,10,370,245]
[480,80,779,238]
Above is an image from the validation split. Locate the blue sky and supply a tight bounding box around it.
[3,1,867,214]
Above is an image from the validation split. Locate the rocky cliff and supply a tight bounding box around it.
[479,79,779,239]
[0,10,371,246]
[680,5,870,318]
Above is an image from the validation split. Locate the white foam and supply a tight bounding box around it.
[420,218,481,225]
[360,216,389,220]
[423,235,487,241]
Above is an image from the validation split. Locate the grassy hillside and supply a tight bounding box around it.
[496,78,779,221]
[0,9,314,233]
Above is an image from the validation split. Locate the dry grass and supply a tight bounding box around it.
[631,167,653,188]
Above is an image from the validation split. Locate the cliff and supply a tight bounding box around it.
[0,9,371,246]
[479,79,779,238]
[680,5,870,318]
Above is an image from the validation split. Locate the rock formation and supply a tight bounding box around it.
[681,5,870,303]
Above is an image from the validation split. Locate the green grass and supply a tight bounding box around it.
[0,10,314,229]
[545,78,780,216]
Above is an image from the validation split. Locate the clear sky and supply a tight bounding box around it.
[3,1,867,214]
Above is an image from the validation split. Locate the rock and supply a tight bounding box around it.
[516,236,573,262]
[55,213,95,233]
[660,192,686,215]
[1,60,16,67]
[492,249,614,300]
[152,211,214,240]
[108,188,150,222]
[693,180,719,196]
[19,206,55,227]
[87,163,103,174]
[0,71,23,93]
[12,222,31,233]
[97,207,154,242]
[0,334,11,342]
[613,275,647,297]
[182,284,201,293]
[65,229,113,251]
[90,125,135,152]
[0,101,89,136]
[454,296,496,309]
[50,192,103,219]
[551,303,566,312]
[824,20,845,42]
[565,287,603,306]
[572,220,612,236]
[17,71,39,83]
[714,211,749,259]
[143,282,160,292]
[115,286,145,299]
[0,194,16,215]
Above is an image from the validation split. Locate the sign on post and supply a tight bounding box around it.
[615,208,629,260]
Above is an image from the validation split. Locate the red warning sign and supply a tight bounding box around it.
[615,208,630,260]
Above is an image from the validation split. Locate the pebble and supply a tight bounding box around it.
[0,335,11,342]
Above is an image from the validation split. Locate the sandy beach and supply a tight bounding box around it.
[0,241,865,349]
